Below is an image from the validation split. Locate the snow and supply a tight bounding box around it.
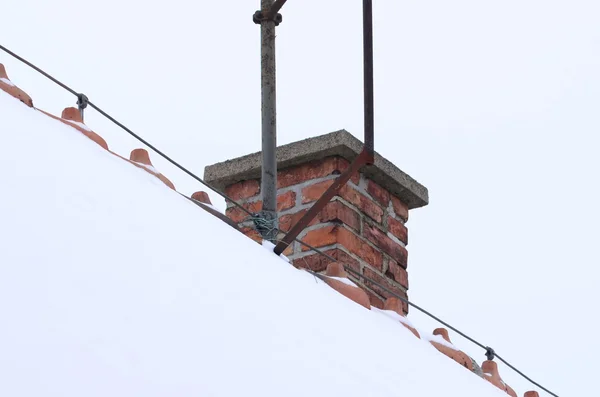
[374,307,417,329]
[328,276,358,287]
[422,333,460,351]
[65,119,93,131]
[202,202,224,214]
[132,160,158,173]
[262,240,290,263]
[0,77,15,86]
[0,90,506,396]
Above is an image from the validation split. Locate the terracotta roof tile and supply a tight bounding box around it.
[191,191,212,205]
[128,148,175,190]
[482,360,518,397]
[324,262,348,278]
[0,64,33,107]
[383,297,420,338]
[428,328,477,373]
[40,107,109,150]
[322,262,371,309]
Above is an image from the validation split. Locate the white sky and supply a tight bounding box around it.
[2,1,599,395]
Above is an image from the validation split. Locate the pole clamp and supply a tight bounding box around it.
[253,10,282,26]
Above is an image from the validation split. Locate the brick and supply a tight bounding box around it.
[391,196,409,222]
[240,226,262,243]
[301,179,335,204]
[277,157,344,189]
[226,192,295,224]
[318,201,361,232]
[386,259,408,289]
[336,157,361,185]
[279,209,308,232]
[339,185,384,223]
[363,223,408,268]
[300,225,338,251]
[293,251,334,272]
[363,267,407,305]
[283,242,294,257]
[292,248,360,275]
[387,216,408,245]
[298,226,383,271]
[337,227,383,270]
[277,190,296,211]
[366,179,390,207]
[332,249,361,276]
[278,201,360,235]
[226,201,262,223]
[225,180,260,201]
[364,289,384,309]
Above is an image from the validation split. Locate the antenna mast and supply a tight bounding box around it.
[253,0,285,242]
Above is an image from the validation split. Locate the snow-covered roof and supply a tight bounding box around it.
[0,64,534,397]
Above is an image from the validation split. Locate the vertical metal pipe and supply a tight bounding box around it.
[260,0,279,241]
[363,0,374,158]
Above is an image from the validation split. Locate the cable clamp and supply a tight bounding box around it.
[250,211,278,243]
[76,93,89,110]
[485,346,496,361]
[253,10,282,26]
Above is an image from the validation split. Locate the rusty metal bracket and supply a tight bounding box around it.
[273,148,373,255]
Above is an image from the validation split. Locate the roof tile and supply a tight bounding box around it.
[384,297,420,338]
[191,191,212,205]
[0,63,33,107]
[482,360,518,397]
[322,263,371,309]
[129,149,175,190]
[430,328,475,372]
[40,107,109,150]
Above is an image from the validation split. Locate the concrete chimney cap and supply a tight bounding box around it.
[204,130,428,209]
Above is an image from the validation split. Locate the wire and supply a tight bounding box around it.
[0,44,78,96]
[345,267,488,349]
[87,101,253,216]
[0,42,559,397]
[343,267,558,396]
[0,44,253,218]
[495,354,558,397]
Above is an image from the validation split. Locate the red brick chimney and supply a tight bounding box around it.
[204,130,428,313]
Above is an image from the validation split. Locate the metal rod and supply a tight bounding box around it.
[363,0,374,158]
[267,0,288,19]
[274,0,377,254]
[259,0,279,242]
[273,148,372,255]
[0,44,79,96]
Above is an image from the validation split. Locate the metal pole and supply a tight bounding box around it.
[259,0,279,242]
[363,0,374,158]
